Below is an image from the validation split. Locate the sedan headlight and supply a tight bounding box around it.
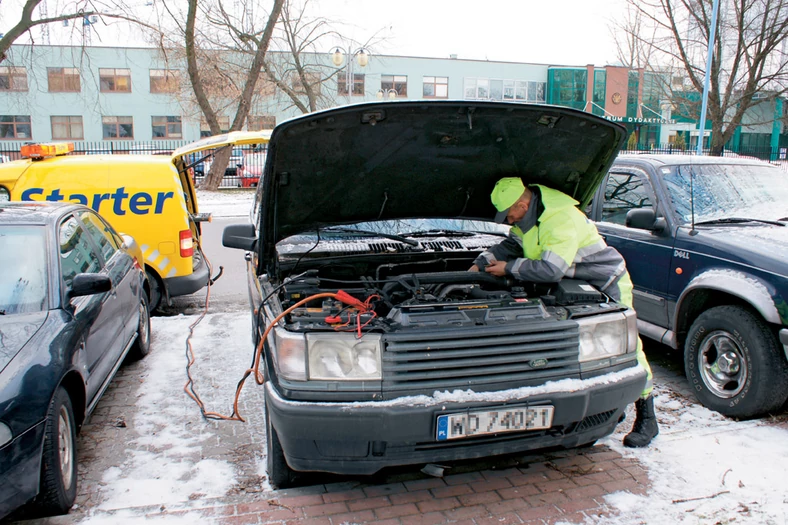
[576,310,637,363]
[273,327,307,381]
[0,421,12,448]
[307,333,382,380]
[0,186,10,202]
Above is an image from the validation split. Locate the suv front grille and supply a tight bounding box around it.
[382,320,580,393]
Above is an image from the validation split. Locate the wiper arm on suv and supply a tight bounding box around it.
[694,217,786,227]
[403,229,475,238]
[321,227,420,247]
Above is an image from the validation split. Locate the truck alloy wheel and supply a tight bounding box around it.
[684,305,788,418]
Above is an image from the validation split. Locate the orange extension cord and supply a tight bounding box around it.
[182,250,376,422]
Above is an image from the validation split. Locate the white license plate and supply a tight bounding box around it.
[436,406,554,441]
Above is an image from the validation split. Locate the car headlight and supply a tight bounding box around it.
[273,327,307,381]
[307,333,382,380]
[576,310,637,363]
[0,422,12,447]
[0,186,10,202]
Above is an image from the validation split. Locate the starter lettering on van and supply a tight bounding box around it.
[20,187,175,215]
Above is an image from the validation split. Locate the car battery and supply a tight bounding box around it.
[554,279,603,304]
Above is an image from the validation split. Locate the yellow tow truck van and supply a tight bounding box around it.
[0,142,211,310]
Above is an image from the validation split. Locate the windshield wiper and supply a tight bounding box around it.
[321,227,420,247]
[694,217,786,227]
[403,229,475,238]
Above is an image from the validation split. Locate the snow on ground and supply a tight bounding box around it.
[77,189,788,523]
[567,388,788,525]
[94,313,252,512]
[196,188,255,219]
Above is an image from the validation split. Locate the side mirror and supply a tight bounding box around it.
[626,208,666,232]
[70,273,112,298]
[223,223,257,251]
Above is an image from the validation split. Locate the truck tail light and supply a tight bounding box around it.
[179,229,194,257]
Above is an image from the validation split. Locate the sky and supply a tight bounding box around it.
[1,0,629,67]
[58,189,788,525]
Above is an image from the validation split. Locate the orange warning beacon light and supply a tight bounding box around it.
[20,142,75,160]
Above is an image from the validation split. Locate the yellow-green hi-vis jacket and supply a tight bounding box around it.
[473,184,652,396]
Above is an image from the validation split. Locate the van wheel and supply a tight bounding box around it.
[265,405,299,489]
[145,269,162,312]
[684,305,788,418]
[34,387,77,516]
[127,294,151,360]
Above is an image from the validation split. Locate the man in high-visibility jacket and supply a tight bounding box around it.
[470,177,658,447]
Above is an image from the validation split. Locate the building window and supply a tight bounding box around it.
[381,75,407,97]
[152,116,182,139]
[51,116,83,140]
[150,69,179,93]
[102,116,134,139]
[248,115,276,130]
[338,73,365,96]
[47,67,81,92]
[0,67,28,91]
[199,116,230,138]
[0,115,32,139]
[423,76,448,98]
[99,68,131,92]
[289,72,322,95]
[467,77,546,103]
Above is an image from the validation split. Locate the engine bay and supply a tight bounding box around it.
[275,258,624,332]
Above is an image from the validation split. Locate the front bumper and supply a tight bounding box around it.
[266,365,647,476]
[0,422,44,520]
[164,248,211,298]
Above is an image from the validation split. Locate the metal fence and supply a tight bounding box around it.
[0,140,269,188]
[2,140,786,182]
[621,143,788,171]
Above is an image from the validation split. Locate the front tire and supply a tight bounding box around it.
[128,294,151,361]
[34,387,77,516]
[684,305,788,418]
[265,405,299,489]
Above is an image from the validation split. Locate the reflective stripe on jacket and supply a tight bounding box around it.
[475,185,629,300]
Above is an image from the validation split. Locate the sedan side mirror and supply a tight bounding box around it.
[70,273,112,298]
[626,208,666,232]
[223,223,257,251]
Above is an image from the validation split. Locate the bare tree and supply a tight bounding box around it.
[0,0,157,63]
[180,0,283,190]
[617,0,788,155]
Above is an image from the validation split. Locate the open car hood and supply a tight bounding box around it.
[261,101,626,259]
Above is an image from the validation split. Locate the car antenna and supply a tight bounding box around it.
[689,157,697,236]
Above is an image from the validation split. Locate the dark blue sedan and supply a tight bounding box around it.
[0,202,150,519]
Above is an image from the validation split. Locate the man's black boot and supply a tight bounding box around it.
[623,395,658,448]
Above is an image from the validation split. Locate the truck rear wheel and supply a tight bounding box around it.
[684,305,788,418]
[145,268,163,312]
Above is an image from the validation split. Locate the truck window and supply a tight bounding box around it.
[601,173,654,225]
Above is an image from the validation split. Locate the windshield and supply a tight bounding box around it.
[279,218,509,245]
[662,163,788,224]
[0,226,48,314]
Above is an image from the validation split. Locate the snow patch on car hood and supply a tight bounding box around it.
[0,311,47,372]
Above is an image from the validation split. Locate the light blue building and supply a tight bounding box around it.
[1,44,785,161]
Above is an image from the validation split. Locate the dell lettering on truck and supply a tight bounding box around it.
[0,142,210,311]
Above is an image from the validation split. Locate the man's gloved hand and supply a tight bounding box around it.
[484,261,507,277]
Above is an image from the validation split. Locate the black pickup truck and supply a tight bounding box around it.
[588,154,788,418]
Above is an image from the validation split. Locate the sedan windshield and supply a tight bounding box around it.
[662,163,788,224]
[0,226,48,314]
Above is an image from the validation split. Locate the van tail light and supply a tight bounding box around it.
[179,229,194,257]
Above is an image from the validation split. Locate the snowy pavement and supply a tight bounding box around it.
[12,189,788,525]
